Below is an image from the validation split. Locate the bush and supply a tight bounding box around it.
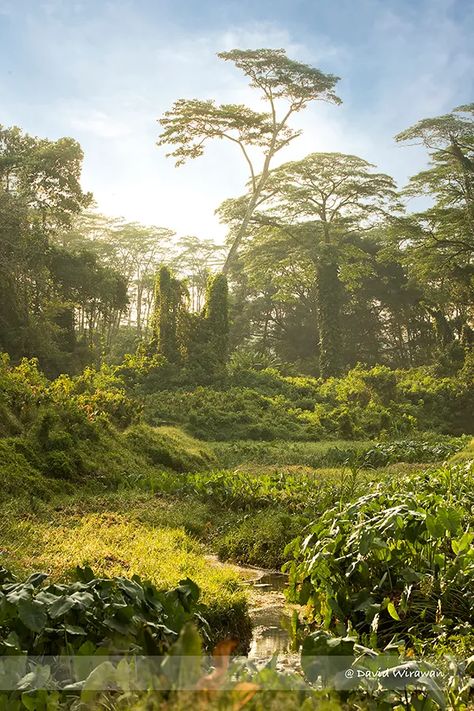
[143,387,314,441]
[0,439,65,498]
[285,462,474,648]
[141,363,473,441]
[0,566,204,656]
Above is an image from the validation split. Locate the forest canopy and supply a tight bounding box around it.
[3,59,472,380]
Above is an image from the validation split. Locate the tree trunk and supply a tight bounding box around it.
[317,258,343,378]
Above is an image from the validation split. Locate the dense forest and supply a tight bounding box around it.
[0,47,473,710]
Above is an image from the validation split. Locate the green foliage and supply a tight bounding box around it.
[0,438,66,498]
[212,435,465,469]
[202,272,229,376]
[144,386,312,440]
[125,424,217,472]
[150,467,374,516]
[300,631,458,709]
[0,126,131,376]
[285,462,474,647]
[0,355,220,495]
[149,265,188,363]
[317,257,343,378]
[217,510,310,569]
[0,566,205,656]
[142,363,473,440]
[361,436,466,467]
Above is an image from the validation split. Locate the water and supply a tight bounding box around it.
[206,555,300,668]
[246,570,298,667]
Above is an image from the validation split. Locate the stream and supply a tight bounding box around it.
[207,555,301,670]
[245,570,293,660]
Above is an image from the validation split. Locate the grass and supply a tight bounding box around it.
[449,436,474,464]
[210,439,374,469]
[124,424,217,473]
[0,502,252,652]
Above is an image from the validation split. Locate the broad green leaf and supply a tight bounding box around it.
[452,531,473,555]
[48,595,75,619]
[18,599,47,633]
[24,573,48,588]
[64,624,86,635]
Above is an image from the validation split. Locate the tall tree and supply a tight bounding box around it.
[0,125,95,373]
[395,105,474,353]
[157,48,341,272]
[220,152,400,376]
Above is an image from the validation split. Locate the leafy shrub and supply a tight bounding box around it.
[361,436,467,467]
[0,439,65,498]
[300,630,456,709]
[211,436,465,469]
[285,462,474,647]
[141,363,473,441]
[449,437,474,464]
[143,387,314,441]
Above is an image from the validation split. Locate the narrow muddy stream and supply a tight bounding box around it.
[246,570,292,659]
[207,555,301,669]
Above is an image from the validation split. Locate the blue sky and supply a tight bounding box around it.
[1,0,473,239]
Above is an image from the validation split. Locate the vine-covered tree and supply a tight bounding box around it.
[203,273,229,375]
[149,266,189,363]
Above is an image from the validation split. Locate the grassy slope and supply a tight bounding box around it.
[0,494,251,651]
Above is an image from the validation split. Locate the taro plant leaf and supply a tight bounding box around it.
[6,586,34,605]
[103,617,132,635]
[21,689,60,710]
[18,599,47,633]
[24,573,49,589]
[161,622,203,689]
[301,630,356,684]
[69,591,94,608]
[34,591,59,606]
[115,577,145,602]
[75,566,95,583]
[48,596,75,619]
[452,531,473,555]
[436,507,463,536]
[379,662,446,707]
[80,662,117,704]
[63,624,86,636]
[16,665,51,691]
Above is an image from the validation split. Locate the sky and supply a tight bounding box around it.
[1,0,473,241]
